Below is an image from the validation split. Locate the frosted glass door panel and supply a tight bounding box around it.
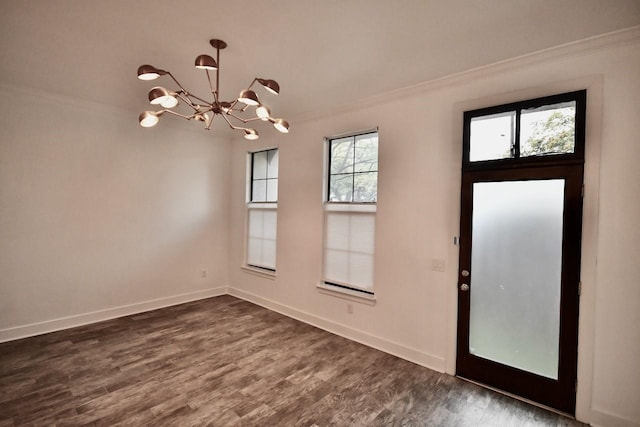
[470,179,564,379]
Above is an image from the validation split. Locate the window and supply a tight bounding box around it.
[464,90,585,168]
[246,149,278,271]
[323,131,378,296]
[328,134,378,203]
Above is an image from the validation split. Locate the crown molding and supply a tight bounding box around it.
[292,25,640,124]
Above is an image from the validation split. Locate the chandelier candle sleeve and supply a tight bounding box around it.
[137,38,289,140]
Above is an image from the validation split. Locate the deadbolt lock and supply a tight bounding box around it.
[460,283,470,291]
[461,270,470,277]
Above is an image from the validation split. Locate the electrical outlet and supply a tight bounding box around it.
[431,259,445,272]
[347,303,353,314]
[201,269,207,278]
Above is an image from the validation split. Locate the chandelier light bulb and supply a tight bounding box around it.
[139,111,160,127]
[256,104,271,121]
[244,129,259,140]
[238,90,259,106]
[257,78,280,95]
[160,97,178,109]
[194,55,218,70]
[137,65,162,81]
[203,112,212,126]
[148,87,177,107]
[273,118,290,133]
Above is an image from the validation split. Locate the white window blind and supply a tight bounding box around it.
[247,207,277,270]
[324,211,375,291]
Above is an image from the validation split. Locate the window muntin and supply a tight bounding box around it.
[247,149,278,272]
[465,91,584,166]
[328,132,378,203]
[324,130,378,295]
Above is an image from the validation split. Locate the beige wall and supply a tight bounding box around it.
[228,33,640,426]
[0,85,231,336]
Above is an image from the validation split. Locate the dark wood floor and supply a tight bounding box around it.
[0,295,585,426]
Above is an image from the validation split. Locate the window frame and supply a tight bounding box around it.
[462,90,586,172]
[321,129,379,299]
[245,148,279,274]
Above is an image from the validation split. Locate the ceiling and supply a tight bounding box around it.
[1,0,639,129]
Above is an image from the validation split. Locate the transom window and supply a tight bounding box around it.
[464,90,585,168]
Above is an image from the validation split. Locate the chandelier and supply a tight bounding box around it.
[137,39,289,140]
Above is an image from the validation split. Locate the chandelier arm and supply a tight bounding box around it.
[220,112,242,130]
[204,113,214,130]
[225,112,262,124]
[227,103,249,113]
[228,99,240,112]
[220,113,256,133]
[163,109,197,120]
[204,69,218,104]
[155,108,195,120]
[184,93,214,106]
[175,93,200,111]
[166,72,188,93]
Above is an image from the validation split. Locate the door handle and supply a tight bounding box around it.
[460,283,470,291]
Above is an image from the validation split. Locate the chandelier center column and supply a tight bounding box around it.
[210,39,226,100]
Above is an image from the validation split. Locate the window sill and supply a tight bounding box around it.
[241,265,276,280]
[316,283,376,305]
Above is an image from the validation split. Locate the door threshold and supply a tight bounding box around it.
[456,375,576,420]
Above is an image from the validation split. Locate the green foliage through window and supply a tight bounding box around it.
[468,97,579,163]
[521,106,575,156]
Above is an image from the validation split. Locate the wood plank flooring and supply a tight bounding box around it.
[0,295,585,426]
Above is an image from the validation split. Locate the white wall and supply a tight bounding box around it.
[0,25,637,427]
[228,31,640,426]
[0,85,231,339]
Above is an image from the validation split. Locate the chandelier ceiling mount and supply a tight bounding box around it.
[137,38,289,140]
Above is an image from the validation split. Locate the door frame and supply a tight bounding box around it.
[453,89,588,415]
[445,77,603,424]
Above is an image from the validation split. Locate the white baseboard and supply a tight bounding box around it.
[228,287,446,373]
[0,286,228,343]
[589,408,640,427]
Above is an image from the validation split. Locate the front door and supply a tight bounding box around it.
[456,90,586,415]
